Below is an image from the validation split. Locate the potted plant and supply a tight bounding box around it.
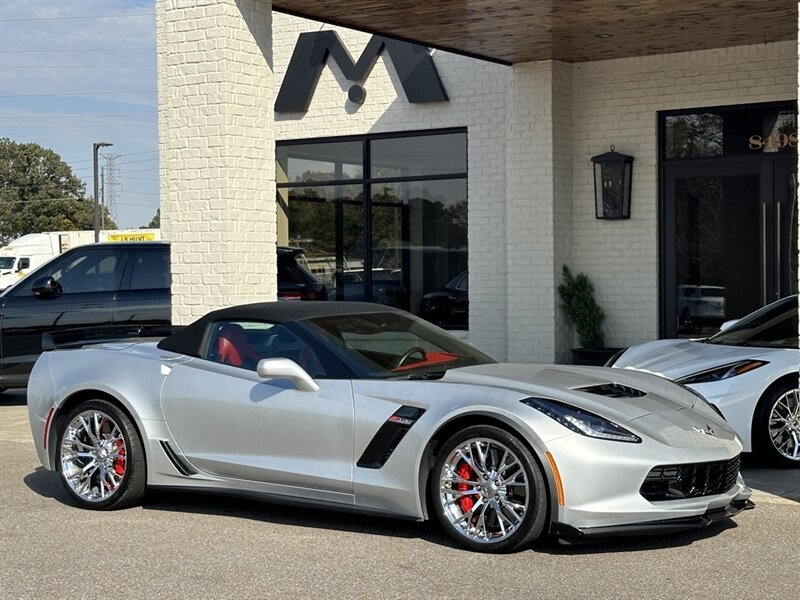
[557,265,619,366]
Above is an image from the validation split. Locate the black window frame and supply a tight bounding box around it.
[277,127,468,321]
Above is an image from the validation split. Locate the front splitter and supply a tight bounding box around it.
[551,499,755,542]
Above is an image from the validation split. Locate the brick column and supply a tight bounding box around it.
[157,0,275,325]
[505,61,574,363]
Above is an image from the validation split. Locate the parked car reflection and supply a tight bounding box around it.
[677,284,726,334]
[327,268,407,308]
[419,270,468,330]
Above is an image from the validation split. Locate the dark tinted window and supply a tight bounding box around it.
[129,250,170,290]
[11,248,122,295]
[707,296,798,349]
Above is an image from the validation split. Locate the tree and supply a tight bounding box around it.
[0,138,114,242]
[143,208,160,229]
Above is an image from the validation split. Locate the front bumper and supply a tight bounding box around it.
[552,498,754,540]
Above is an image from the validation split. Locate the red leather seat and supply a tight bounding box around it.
[216,323,261,368]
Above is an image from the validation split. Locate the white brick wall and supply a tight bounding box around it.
[158,0,275,325]
[159,4,797,358]
[570,41,797,348]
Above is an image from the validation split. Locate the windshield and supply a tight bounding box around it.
[0,257,16,269]
[304,312,495,379]
[706,295,798,349]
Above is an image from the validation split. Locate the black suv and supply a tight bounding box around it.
[0,242,171,390]
[0,243,327,390]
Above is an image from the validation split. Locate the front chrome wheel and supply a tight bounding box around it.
[431,424,548,553]
[768,388,800,462]
[439,438,529,544]
[61,410,128,502]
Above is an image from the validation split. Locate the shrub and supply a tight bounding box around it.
[558,265,606,349]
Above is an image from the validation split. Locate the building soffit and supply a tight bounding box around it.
[273,0,797,65]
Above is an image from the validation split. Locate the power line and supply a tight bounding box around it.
[4,124,153,129]
[0,13,155,22]
[0,89,156,98]
[0,64,155,69]
[118,189,158,196]
[71,150,158,165]
[0,47,153,53]
[2,113,155,120]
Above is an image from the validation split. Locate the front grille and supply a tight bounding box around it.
[640,455,740,501]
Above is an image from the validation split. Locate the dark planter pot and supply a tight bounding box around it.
[570,347,623,367]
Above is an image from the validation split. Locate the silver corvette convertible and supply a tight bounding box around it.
[28,302,753,552]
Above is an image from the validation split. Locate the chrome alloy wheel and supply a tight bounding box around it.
[60,410,128,502]
[769,388,800,461]
[439,438,529,544]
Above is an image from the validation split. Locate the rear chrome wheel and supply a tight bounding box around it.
[754,378,800,468]
[57,400,146,509]
[432,425,547,552]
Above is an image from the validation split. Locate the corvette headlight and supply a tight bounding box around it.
[675,360,768,385]
[521,397,641,443]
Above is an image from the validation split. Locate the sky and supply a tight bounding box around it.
[0,0,158,229]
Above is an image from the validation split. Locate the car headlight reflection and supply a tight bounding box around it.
[674,360,768,385]
[521,397,641,443]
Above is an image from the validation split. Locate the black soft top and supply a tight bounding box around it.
[157,301,402,357]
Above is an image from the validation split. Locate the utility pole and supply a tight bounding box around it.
[100,167,105,229]
[93,141,113,242]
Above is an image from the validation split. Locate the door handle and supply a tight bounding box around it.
[80,303,102,309]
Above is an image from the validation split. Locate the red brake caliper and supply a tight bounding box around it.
[455,461,477,513]
[113,440,126,477]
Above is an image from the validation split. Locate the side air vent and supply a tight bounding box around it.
[576,383,646,398]
[357,406,426,469]
[160,440,197,476]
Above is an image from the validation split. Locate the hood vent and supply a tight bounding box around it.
[576,383,646,398]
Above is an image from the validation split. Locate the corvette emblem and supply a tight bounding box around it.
[692,425,716,437]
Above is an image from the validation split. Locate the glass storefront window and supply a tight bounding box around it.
[371,133,467,179]
[283,185,364,299]
[371,179,468,315]
[664,104,798,159]
[277,141,362,184]
[277,130,468,329]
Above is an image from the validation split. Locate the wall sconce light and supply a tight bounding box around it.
[591,145,634,220]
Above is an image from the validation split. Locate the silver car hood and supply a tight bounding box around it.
[613,338,775,379]
[441,363,699,423]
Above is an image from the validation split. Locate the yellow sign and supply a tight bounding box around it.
[108,233,157,242]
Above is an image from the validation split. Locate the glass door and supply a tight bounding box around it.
[775,159,799,299]
[664,157,797,337]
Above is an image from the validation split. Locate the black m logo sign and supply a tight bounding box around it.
[275,31,449,113]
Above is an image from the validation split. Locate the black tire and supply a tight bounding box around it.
[430,425,548,553]
[57,399,147,509]
[753,376,800,468]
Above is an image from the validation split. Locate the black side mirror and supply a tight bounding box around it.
[17,258,30,272]
[32,276,63,298]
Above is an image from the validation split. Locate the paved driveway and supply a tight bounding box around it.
[1,393,798,600]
